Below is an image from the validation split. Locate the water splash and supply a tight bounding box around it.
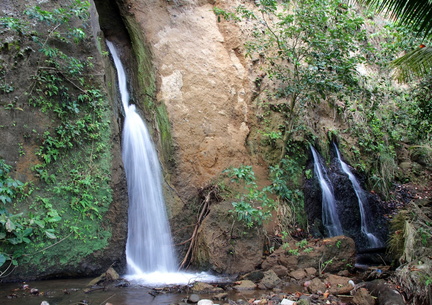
[107,41,177,275]
[333,144,382,248]
[310,146,343,237]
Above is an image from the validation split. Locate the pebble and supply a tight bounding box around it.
[189,294,200,303]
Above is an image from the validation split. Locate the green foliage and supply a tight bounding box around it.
[0,0,113,273]
[296,239,308,248]
[217,0,431,198]
[409,76,432,140]
[0,159,60,271]
[268,141,307,229]
[234,0,366,154]
[223,165,276,228]
[360,0,432,39]
[0,160,23,205]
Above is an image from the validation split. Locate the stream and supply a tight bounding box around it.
[0,278,197,305]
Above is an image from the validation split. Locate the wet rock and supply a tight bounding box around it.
[189,294,200,303]
[240,270,264,282]
[364,279,405,305]
[289,269,307,280]
[87,267,120,286]
[304,267,317,277]
[213,292,228,300]
[307,277,326,294]
[260,269,281,289]
[337,269,350,277]
[352,287,375,305]
[271,265,288,277]
[279,252,299,270]
[325,274,354,294]
[262,253,280,270]
[191,282,223,293]
[233,280,257,290]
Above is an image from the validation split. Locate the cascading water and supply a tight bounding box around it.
[310,146,343,237]
[107,40,218,285]
[107,41,177,275]
[333,144,382,248]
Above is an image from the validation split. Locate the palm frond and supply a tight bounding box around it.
[391,46,432,82]
[361,0,432,39]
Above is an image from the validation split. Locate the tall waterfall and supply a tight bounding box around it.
[333,144,382,248]
[310,146,343,237]
[107,41,177,275]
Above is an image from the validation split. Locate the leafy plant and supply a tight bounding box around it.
[223,165,276,228]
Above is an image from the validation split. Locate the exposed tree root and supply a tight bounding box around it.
[179,185,222,269]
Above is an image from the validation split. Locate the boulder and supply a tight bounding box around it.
[192,282,223,293]
[305,267,317,277]
[289,269,307,280]
[307,277,326,294]
[364,279,405,305]
[352,288,375,305]
[278,252,299,270]
[194,203,264,273]
[261,236,356,275]
[271,265,288,277]
[260,269,281,289]
[325,274,354,294]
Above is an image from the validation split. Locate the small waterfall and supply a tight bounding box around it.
[333,144,382,248]
[310,146,343,237]
[107,41,177,275]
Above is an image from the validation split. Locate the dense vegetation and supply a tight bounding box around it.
[0,0,114,276]
[215,0,431,231]
[214,1,431,303]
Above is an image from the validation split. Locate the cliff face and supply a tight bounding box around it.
[125,0,258,198]
[0,0,127,280]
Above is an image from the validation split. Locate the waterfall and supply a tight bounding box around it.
[107,40,219,286]
[310,146,343,237]
[106,41,177,275]
[333,144,382,248]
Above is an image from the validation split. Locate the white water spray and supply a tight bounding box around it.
[333,144,381,248]
[107,41,219,285]
[310,146,343,237]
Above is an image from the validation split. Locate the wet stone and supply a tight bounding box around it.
[233,280,257,290]
[189,294,200,303]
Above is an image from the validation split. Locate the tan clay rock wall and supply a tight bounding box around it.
[127,0,257,197]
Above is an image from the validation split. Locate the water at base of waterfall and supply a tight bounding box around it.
[126,271,220,286]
